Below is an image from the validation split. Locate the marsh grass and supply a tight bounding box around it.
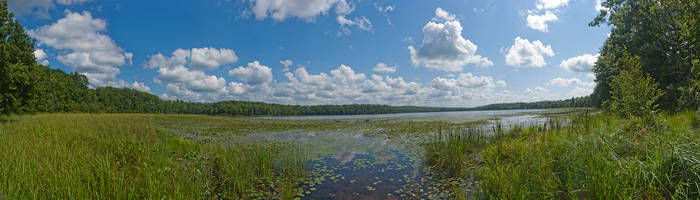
[479,111,700,199]
[0,113,307,199]
[210,142,307,199]
[424,126,487,177]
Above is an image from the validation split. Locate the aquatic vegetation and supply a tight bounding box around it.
[424,126,487,177]
[479,111,700,199]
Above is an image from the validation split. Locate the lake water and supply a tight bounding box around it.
[252,109,555,199]
[259,109,545,121]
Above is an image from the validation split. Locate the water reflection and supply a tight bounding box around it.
[251,110,556,199]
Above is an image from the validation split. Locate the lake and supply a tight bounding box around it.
[250,109,557,199]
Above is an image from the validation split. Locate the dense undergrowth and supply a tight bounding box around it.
[0,114,307,199]
[424,111,700,199]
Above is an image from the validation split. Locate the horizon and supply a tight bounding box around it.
[9,0,609,107]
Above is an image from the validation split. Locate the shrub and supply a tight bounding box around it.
[608,52,664,133]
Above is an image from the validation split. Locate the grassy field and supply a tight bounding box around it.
[422,111,700,199]
[0,114,317,199]
[1,111,698,199]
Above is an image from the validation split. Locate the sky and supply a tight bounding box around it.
[9,0,611,107]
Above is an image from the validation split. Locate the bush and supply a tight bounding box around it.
[608,52,664,133]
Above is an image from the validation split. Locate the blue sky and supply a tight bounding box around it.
[10,0,610,107]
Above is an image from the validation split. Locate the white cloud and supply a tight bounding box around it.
[408,8,492,72]
[526,11,558,32]
[29,10,145,90]
[33,49,49,65]
[525,0,568,32]
[525,86,549,95]
[7,0,88,17]
[536,0,569,10]
[496,80,507,87]
[190,47,238,70]
[337,15,372,34]
[586,73,596,79]
[229,61,274,85]
[372,62,397,73]
[505,37,554,67]
[146,48,233,100]
[595,0,608,12]
[376,5,393,13]
[550,77,582,86]
[568,87,593,97]
[128,81,151,93]
[560,54,598,72]
[161,84,202,101]
[249,0,351,21]
[430,73,494,91]
[147,60,524,107]
[280,59,293,71]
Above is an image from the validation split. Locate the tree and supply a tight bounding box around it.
[590,0,699,111]
[609,52,664,132]
[0,0,37,114]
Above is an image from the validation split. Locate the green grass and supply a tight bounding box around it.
[0,113,307,199]
[478,111,700,199]
[3,111,698,199]
[424,126,487,177]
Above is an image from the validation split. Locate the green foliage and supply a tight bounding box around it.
[474,96,592,110]
[590,0,700,110]
[480,112,700,199]
[608,53,664,132]
[0,0,36,114]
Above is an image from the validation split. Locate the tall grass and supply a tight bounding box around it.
[424,126,487,177]
[0,113,307,199]
[479,111,700,199]
[210,142,307,199]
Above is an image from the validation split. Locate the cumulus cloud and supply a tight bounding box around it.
[280,59,293,71]
[190,47,238,70]
[29,10,146,90]
[249,0,352,21]
[526,11,558,32]
[372,62,397,73]
[7,0,89,17]
[431,73,494,91]
[550,77,583,86]
[595,0,610,12]
[408,8,493,72]
[560,54,598,72]
[160,84,202,101]
[586,73,596,79]
[525,86,549,95]
[33,49,49,65]
[536,0,569,10]
[229,61,274,85]
[496,80,507,87]
[146,48,233,100]
[524,0,568,32]
[248,0,371,34]
[568,87,593,97]
[505,37,554,67]
[146,59,522,107]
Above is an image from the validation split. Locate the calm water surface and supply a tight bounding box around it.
[259,109,545,121]
[252,109,554,199]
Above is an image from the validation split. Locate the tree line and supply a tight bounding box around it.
[590,0,699,111]
[7,0,698,117]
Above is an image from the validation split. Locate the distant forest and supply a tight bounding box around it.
[1,0,697,116]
